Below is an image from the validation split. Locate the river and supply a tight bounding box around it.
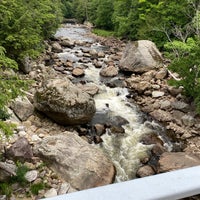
[55,24,170,182]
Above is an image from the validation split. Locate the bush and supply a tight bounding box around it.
[168,38,200,113]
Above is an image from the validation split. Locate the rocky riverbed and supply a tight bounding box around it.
[1,23,200,199]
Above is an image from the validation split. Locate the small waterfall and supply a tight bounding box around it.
[85,65,154,182]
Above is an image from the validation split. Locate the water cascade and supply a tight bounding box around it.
[55,24,170,182]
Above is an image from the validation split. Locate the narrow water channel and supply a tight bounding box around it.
[55,24,170,182]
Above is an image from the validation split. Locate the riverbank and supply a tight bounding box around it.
[1,23,200,199]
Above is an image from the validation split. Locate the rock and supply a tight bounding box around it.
[53,65,65,72]
[151,144,166,156]
[136,165,155,177]
[44,188,57,198]
[120,40,163,73]
[110,126,125,134]
[94,124,106,136]
[34,132,115,190]
[166,122,187,135]
[72,67,85,77]
[93,135,103,144]
[150,109,172,122]
[155,68,168,79]
[34,77,96,125]
[160,100,171,110]
[181,115,195,127]
[25,170,38,182]
[171,101,189,112]
[100,66,118,77]
[89,49,98,57]
[10,96,34,121]
[158,152,200,173]
[98,51,105,58]
[152,91,165,98]
[18,130,27,137]
[20,56,32,73]
[58,182,70,195]
[106,77,126,88]
[7,137,33,162]
[60,39,75,48]
[168,86,183,96]
[31,134,41,142]
[140,132,164,146]
[126,77,149,93]
[52,42,62,53]
[0,161,16,181]
[172,110,185,125]
[6,108,21,123]
[77,83,99,96]
[0,195,6,200]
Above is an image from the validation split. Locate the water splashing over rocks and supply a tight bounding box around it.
[54,24,171,182]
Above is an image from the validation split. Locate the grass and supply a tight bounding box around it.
[92,28,115,37]
[30,183,45,195]
[0,183,12,197]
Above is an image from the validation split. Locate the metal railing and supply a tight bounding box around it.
[43,166,200,200]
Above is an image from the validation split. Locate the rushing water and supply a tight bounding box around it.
[55,24,169,182]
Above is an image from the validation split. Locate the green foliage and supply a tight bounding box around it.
[61,0,74,18]
[0,121,16,138]
[11,163,29,186]
[0,46,28,137]
[168,39,200,112]
[92,29,115,37]
[94,0,114,30]
[0,183,12,197]
[0,0,63,61]
[30,183,45,195]
[0,0,64,137]
[164,38,197,59]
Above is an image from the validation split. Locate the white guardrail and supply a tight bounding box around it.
[43,166,200,200]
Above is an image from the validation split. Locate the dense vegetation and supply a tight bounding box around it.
[0,0,64,136]
[67,0,200,113]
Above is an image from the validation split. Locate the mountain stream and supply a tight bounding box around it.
[55,24,171,182]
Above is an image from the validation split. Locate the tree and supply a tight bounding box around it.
[94,0,114,30]
[0,0,64,137]
[0,0,63,62]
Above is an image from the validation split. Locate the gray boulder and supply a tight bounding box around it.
[34,132,115,190]
[10,96,34,121]
[34,78,96,125]
[0,161,16,182]
[120,40,163,73]
[7,137,33,162]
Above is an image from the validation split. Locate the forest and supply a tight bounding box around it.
[0,0,200,135]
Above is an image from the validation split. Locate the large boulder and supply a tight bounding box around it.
[158,152,200,173]
[34,78,96,125]
[34,132,115,190]
[120,40,163,73]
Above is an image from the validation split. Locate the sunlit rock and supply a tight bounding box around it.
[120,40,163,73]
